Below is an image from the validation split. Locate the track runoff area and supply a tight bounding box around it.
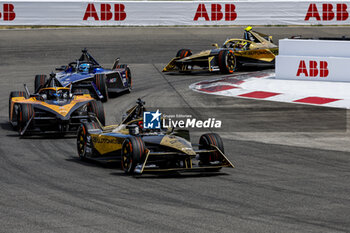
[0,27,349,233]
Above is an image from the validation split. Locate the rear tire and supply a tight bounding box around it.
[87,100,105,126]
[176,49,192,58]
[9,91,27,124]
[218,50,236,74]
[34,74,47,92]
[94,74,108,102]
[121,137,146,174]
[199,133,224,166]
[126,67,132,91]
[17,104,34,135]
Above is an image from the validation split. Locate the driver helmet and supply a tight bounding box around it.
[238,42,247,49]
[52,91,62,99]
[78,63,90,73]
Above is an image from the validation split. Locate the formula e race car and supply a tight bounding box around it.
[34,49,131,102]
[163,27,278,74]
[77,99,234,175]
[9,75,105,136]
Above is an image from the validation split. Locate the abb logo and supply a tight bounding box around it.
[83,3,126,21]
[193,4,236,21]
[296,60,329,77]
[305,3,348,21]
[0,4,15,21]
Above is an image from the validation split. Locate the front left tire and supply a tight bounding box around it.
[9,91,27,124]
[77,121,101,159]
[17,104,34,135]
[218,50,236,74]
[121,137,146,174]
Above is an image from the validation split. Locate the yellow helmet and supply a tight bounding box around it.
[244,26,252,32]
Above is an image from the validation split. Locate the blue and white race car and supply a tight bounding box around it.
[34,49,132,102]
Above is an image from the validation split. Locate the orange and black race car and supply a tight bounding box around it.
[9,75,105,136]
[163,27,278,74]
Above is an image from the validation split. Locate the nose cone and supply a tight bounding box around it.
[160,135,196,156]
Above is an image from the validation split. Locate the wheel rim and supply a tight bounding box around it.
[77,127,86,158]
[226,51,235,72]
[121,140,133,172]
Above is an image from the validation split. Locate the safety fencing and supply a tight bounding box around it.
[0,1,350,26]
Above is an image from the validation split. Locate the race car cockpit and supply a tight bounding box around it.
[223,39,251,51]
[56,48,102,73]
[38,88,71,101]
[116,98,168,135]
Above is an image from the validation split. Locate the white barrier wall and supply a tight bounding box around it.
[276,39,350,82]
[1,1,350,26]
[279,39,350,57]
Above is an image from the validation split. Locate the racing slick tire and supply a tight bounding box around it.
[126,67,132,92]
[87,100,105,126]
[121,137,146,174]
[176,49,192,73]
[218,50,236,74]
[199,133,224,170]
[77,121,101,160]
[93,74,108,102]
[34,74,48,92]
[16,104,34,135]
[176,49,192,58]
[9,91,27,124]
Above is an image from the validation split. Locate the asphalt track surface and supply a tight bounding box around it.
[0,27,349,233]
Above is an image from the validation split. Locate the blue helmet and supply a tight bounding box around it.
[78,63,90,73]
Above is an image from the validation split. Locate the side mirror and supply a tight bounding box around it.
[23,84,30,97]
[126,124,139,135]
[112,57,120,69]
[212,43,219,49]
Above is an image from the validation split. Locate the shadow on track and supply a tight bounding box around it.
[0,121,13,131]
[110,171,229,179]
[66,157,121,169]
[164,66,273,76]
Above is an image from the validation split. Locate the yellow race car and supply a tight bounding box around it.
[9,74,105,136]
[77,99,234,175]
[163,27,278,74]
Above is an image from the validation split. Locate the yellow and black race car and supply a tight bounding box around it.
[163,27,278,74]
[9,75,105,136]
[77,99,234,175]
